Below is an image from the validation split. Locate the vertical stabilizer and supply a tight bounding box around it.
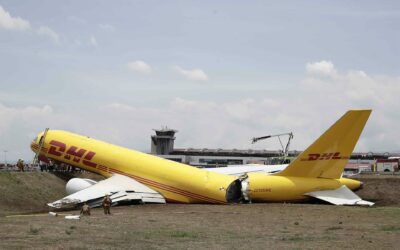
[275,110,371,179]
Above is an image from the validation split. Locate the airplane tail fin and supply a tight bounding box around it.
[275,110,371,179]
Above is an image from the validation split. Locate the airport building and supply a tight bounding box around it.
[150,128,296,168]
[150,128,400,172]
[150,128,398,170]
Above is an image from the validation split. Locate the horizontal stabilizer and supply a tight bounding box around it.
[305,185,374,206]
[205,164,287,176]
[48,174,166,209]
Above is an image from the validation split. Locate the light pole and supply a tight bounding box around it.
[3,150,7,170]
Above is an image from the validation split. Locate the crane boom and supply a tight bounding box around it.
[251,132,294,158]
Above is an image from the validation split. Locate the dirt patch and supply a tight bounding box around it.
[1,204,399,249]
[355,175,400,206]
[1,173,400,249]
[1,173,398,217]
[0,172,65,216]
[0,172,103,217]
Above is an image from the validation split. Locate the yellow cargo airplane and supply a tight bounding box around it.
[31,109,373,208]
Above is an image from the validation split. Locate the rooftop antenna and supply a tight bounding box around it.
[3,150,7,170]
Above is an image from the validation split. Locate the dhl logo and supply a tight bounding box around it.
[48,140,97,168]
[300,152,349,161]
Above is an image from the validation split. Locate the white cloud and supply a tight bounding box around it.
[302,62,400,109]
[88,35,98,47]
[173,66,209,81]
[98,98,302,151]
[306,60,337,77]
[127,60,152,74]
[0,5,30,30]
[0,103,56,162]
[0,103,53,134]
[95,62,400,153]
[2,62,400,162]
[301,61,400,151]
[37,26,60,43]
[99,23,115,31]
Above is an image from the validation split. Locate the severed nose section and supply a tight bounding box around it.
[31,132,44,153]
[31,129,49,165]
[31,140,40,153]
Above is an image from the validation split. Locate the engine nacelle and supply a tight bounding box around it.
[66,178,98,195]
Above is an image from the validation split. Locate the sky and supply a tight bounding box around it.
[0,1,399,163]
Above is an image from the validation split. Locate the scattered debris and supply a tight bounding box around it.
[65,215,80,220]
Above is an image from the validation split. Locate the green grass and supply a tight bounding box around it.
[381,225,400,232]
[170,230,199,238]
[0,172,68,217]
[281,234,312,242]
[29,225,40,235]
[142,229,201,239]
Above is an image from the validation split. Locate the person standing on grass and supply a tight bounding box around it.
[80,202,91,216]
[17,159,24,172]
[102,194,112,215]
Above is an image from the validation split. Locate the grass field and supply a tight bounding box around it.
[1,172,400,249]
[1,204,400,249]
[0,172,103,217]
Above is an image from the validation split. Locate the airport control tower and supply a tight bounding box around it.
[151,127,177,155]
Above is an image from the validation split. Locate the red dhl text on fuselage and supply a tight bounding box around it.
[32,130,237,204]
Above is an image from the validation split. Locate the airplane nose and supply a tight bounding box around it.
[31,141,39,152]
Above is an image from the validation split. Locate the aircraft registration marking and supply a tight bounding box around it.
[253,188,272,193]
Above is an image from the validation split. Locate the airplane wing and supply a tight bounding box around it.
[204,164,287,176]
[305,185,374,206]
[48,174,166,209]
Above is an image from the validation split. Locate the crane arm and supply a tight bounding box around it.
[251,132,294,158]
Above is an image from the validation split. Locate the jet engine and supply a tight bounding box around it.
[66,178,98,195]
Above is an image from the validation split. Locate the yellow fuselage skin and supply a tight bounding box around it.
[31,130,362,204]
[31,130,237,204]
[247,173,361,202]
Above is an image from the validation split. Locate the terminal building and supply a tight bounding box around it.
[150,128,296,167]
[150,128,399,171]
